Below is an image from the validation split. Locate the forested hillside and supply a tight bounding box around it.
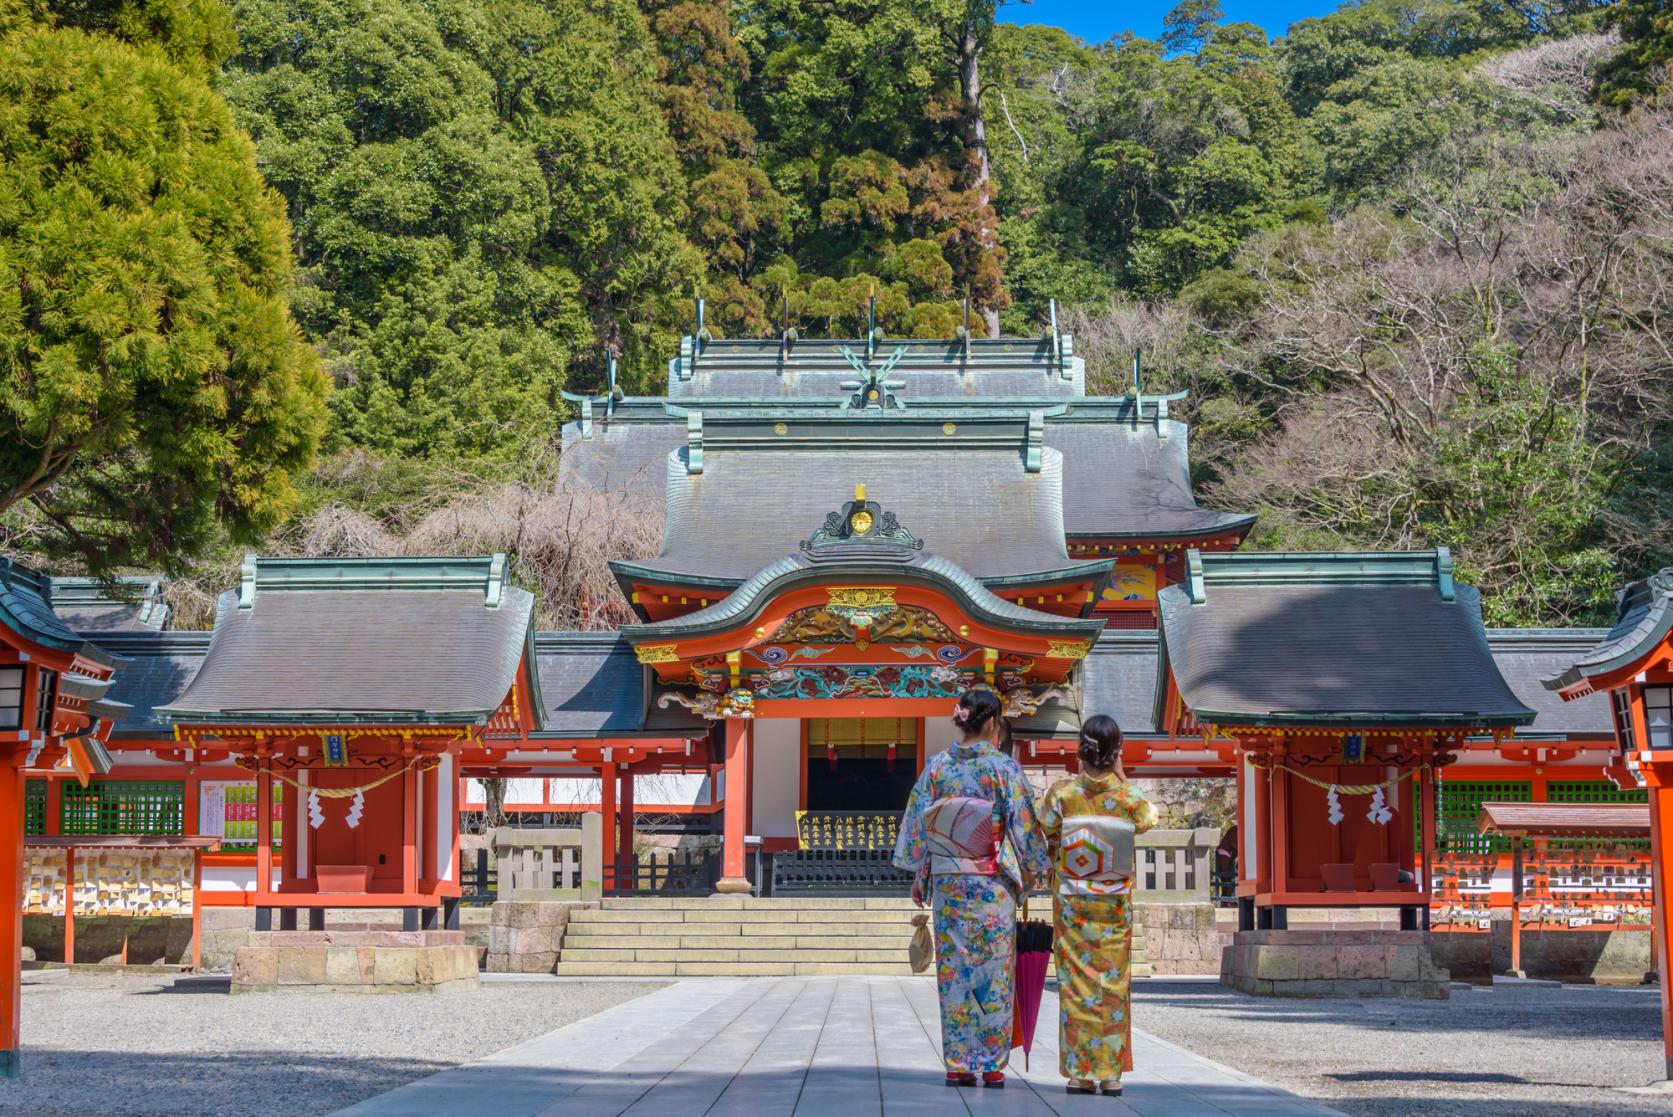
[3,0,1671,628]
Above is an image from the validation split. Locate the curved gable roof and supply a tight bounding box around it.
[1158,551,1534,729]
[158,556,537,726]
[626,440,1087,585]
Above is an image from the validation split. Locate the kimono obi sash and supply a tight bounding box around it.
[923,796,1001,876]
[1057,814,1137,896]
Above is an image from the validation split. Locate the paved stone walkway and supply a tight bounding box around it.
[331,977,1346,1117]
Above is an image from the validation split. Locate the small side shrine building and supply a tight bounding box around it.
[155,556,541,932]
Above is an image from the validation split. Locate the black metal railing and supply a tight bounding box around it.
[771,849,913,896]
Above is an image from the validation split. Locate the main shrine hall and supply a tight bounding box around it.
[5,315,1671,1078]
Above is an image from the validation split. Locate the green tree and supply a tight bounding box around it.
[0,17,328,573]
[222,0,700,448]
[1161,0,1222,56]
[1598,0,1673,107]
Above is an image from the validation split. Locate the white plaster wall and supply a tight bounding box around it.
[751,718,801,838]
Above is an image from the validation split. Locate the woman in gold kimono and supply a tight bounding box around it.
[1036,714,1158,1096]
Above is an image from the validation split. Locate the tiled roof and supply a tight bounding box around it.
[1045,419,1253,541]
[629,441,1088,585]
[1544,569,1673,692]
[1157,551,1535,728]
[47,577,170,633]
[533,633,666,738]
[0,559,115,664]
[1487,629,1612,737]
[158,556,536,725]
[94,633,209,738]
[1081,631,1163,736]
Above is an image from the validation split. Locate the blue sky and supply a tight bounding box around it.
[1000,0,1343,43]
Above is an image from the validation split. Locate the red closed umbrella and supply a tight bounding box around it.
[1011,918,1052,1070]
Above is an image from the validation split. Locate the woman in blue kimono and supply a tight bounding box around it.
[893,689,1050,1088]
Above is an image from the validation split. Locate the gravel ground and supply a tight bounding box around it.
[1134,977,1671,1117]
[0,970,664,1117]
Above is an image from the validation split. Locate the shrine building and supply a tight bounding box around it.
[4,313,1665,1070]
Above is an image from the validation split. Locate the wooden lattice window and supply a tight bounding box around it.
[61,780,185,836]
[23,780,45,836]
[1436,779,1531,854]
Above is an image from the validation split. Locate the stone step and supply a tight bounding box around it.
[598,897,916,911]
[572,908,919,927]
[563,932,914,951]
[559,946,911,964]
[562,921,917,940]
[553,960,925,978]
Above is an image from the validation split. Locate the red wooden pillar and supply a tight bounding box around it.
[716,719,753,894]
[401,766,418,897]
[1418,759,1437,903]
[1270,748,1290,902]
[617,767,635,866]
[1646,767,1673,1081]
[254,761,273,902]
[62,848,75,966]
[44,777,62,836]
[600,761,617,891]
[2,744,27,1077]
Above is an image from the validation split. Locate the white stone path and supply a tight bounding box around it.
[331,977,1347,1117]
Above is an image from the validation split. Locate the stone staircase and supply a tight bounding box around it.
[556,896,1156,979]
[555,897,922,977]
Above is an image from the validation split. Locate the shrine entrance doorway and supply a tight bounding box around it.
[804,718,919,814]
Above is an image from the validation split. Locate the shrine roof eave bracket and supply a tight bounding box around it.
[619,552,1109,646]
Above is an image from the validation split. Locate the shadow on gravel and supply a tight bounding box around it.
[0,1049,460,1117]
[1134,979,1662,1044]
[134,977,232,995]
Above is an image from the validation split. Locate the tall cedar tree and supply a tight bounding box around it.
[0,0,329,574]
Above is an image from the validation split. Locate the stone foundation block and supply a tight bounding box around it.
[231,930,477,994]
[1221,929,1448,1000]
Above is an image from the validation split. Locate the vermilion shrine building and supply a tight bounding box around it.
[4,321,1666,1070]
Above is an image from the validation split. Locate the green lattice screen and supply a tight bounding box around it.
[1547,780,1650,851]
[61,780,184,836]
[1436,779,1531,853]
[23,780,44,835]
[1548,780,1649,804]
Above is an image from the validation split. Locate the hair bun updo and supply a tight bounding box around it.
[1078,713,1123,770]
[951,689,1002,738]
